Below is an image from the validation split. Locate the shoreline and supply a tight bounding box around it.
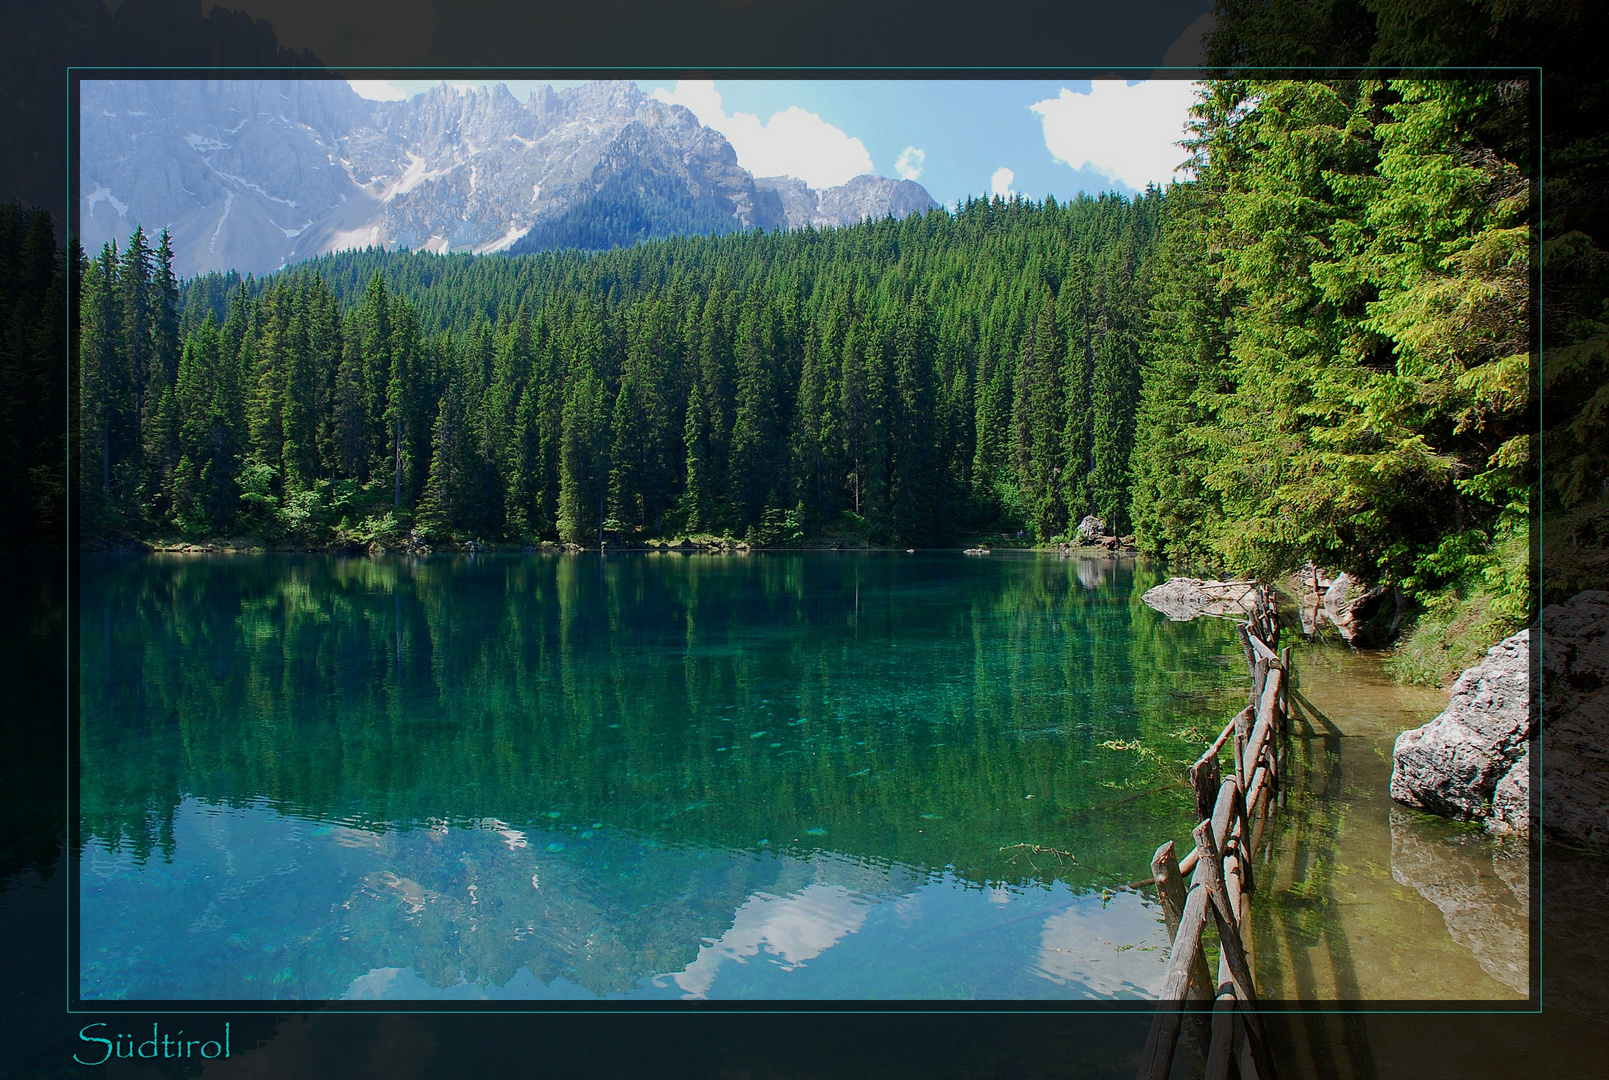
[80,537,1143,557]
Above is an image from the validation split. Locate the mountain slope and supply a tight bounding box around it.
[79,79,937,276]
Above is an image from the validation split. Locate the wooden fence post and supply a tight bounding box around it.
[1234,784,1256,897]
[1152,841,1213,1058]
[1276,645,1291,800]
[1235,698,1254,792]
[1277,646,1290,720]
[1135,880,1212,1080]
[1139,590,1294,1080]
[1251,655,1269,719]
[1193,822,1279,1080]
[1190,753,1220,823]
[1203,993,1237,1080]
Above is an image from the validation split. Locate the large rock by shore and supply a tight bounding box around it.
[1389,590,1609,848]
[1283,565,1399,643]
[1140,577,1261,622]
[1323,572,1393,644]
[1390,630,1532,821]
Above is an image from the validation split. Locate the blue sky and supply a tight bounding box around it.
[347,79,1202,207]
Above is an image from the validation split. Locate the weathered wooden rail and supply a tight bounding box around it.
[1137,585,1291,1080]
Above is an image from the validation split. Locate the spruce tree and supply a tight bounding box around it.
[78,243,124,522]
[119,226,155,516]
[557,366,608,545]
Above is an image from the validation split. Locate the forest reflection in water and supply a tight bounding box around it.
[79,551,1248,1001]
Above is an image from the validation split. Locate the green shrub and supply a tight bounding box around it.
[1386,527,1531,686]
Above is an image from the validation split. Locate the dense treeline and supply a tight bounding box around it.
[1130,79,1534,640]
[1205,1,1609,628]
[76,78,1550,663]
[83,192,1164,548]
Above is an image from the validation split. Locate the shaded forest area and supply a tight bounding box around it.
[0,204,67,548]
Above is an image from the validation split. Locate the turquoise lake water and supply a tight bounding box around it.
[77,551,1254,1002]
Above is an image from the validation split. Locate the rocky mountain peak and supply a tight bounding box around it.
[80,79,938,276]
[560,79,649,115]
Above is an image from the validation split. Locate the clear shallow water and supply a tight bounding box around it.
[76,551,1255,1001]
[1251,644,1532,1002]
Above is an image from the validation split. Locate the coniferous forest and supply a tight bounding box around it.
[84,189,1164,551]
[66,78,1579,669]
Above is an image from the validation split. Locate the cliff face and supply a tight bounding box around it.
[753,174,937,229]
[79,79,937,277]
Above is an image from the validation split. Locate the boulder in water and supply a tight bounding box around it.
[1140,577,1260,621]
[1391,630,1532,821]
[1323,572,1394,643]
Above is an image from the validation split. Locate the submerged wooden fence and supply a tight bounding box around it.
[1137,585,1290,1080]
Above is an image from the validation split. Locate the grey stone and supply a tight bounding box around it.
[1140,577,1260,622]
[1322,571,1391,643]
[1541,590,1609,699]
[1489,747,1531,834]
[1391,630,1532,819]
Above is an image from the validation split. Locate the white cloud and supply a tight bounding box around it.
[894,146,925,182]
[667,884,869,999]
[1029,80,1198,191]
[651,80,873,190]
[990,167,1015,198]
[346,80,406,102]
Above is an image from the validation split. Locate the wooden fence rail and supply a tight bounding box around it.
[1137,584,1290,1080]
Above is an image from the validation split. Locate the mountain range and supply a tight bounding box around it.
[79,79,937,277]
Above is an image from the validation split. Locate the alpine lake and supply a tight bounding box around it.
[76,551,1529,1003]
